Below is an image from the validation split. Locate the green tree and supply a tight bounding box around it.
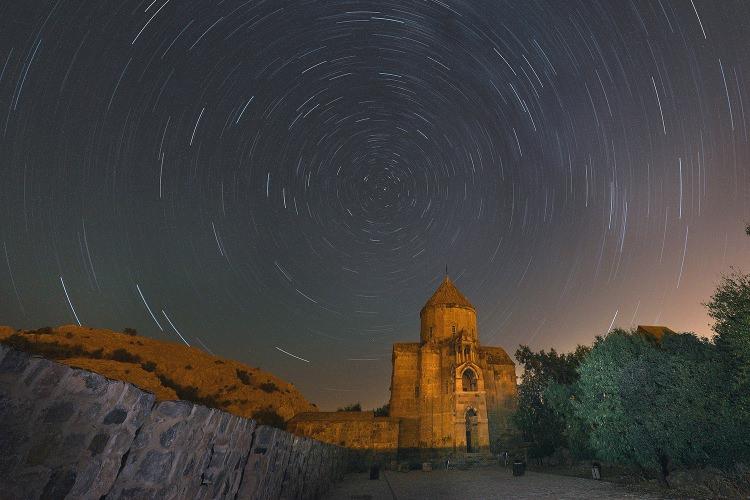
[512,344,590,460]
[572,329,717,484]
[705,269,750,464]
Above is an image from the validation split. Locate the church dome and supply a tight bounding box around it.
[421,276,475,312]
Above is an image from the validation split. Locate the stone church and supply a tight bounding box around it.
[288,276,517,458]
[388,275,517,455]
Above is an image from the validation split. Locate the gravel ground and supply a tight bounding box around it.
[324,465,662,500]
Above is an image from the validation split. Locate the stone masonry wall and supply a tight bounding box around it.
[0,345,348,499]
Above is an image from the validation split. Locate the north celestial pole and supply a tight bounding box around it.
[0,0,748,410]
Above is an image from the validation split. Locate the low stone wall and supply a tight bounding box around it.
[287,411,400,450]
[0,345,348,499]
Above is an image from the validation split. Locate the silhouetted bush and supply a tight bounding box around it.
[252,408,286,429]
[374,403,390,417]
[337,402,362,412]
[28,327,53,335]
[156,374,223,408]
[236,369,253,385]
[1,334,89,359]
[123,328,137,336]
[141,361,157,372]
[259,382,279,393]
[184,364,192,370]
[109,348,141,364]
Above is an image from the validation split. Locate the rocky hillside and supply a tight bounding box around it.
[0,325,316,424]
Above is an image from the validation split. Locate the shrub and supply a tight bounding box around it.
[141,361,157,372]
[337,402,362,412]
[259,382,279,393]
[374,403,390,417]
[236,369,253,385]
[123,328,137,336]
[184,364,192,370]
[109,348,141,364]
[156,374,222,408]
[0,334,89,359]
[29,326,53,335]
[251,408,286,429]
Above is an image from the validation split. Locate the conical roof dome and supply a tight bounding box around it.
[422,276,474,311]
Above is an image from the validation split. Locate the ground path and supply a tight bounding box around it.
[324,465,661,500]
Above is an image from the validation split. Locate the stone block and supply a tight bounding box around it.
[279,434,314,499]
[0,345,155,500]
[238,426,294,500]
[108,400,255,500]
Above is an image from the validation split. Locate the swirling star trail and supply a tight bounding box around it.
[1,0,748,409]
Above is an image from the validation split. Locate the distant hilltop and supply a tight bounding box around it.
[0,325,316,425]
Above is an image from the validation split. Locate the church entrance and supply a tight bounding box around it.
[465,408,479,453]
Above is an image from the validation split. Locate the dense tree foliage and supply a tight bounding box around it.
[571,330,719,483]
[512,226,750,482]
[512,344,590,459]
[705,269,750,465]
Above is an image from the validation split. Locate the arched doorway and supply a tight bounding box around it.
[465,408,479,453]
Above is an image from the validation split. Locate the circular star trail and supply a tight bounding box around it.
[1,0,749,409]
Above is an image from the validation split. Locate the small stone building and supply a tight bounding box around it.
[289,276,517,459]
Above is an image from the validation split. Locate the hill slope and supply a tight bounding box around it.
[0,325,316,424]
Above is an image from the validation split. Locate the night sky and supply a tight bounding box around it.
[1,0,749,410]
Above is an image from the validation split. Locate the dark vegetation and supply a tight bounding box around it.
[1,334,92,359]
[259,381,279,393]
[252,407,286,429]
[123,328,137,336]
[110,348,141,363]
[156,373,223,409]
[514,225,750,488]
[337,402,362,412]
[236,369,253,385]
[140,361,157,372]
[373,403,390,417]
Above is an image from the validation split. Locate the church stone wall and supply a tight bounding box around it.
[390,343,419,419]
[480,347,518,453]
[0,345,348,500]
[420,305,477,343]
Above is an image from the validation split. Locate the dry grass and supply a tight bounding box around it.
[0,324,315,424]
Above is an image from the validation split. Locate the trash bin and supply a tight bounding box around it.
[591,462,601,480]
[512,460,525,476]
[369,464,380,480]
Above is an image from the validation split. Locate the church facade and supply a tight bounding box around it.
[389,275,517,455]
[288,276,517,458]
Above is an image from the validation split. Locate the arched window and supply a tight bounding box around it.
[464,346,470,358]
[451,324,456,334]
[462,369,478,391]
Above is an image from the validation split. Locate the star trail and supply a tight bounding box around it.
[1,0,749,410]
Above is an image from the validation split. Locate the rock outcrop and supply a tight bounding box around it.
[0,345,348,499]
